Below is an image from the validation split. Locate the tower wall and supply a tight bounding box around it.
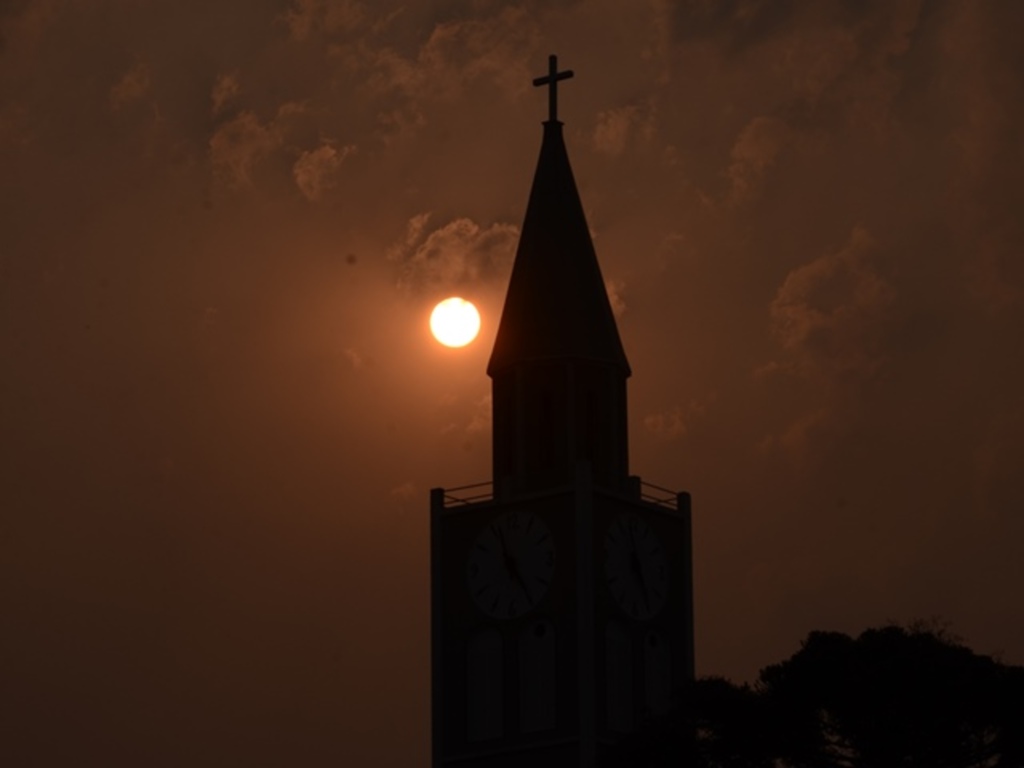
[431,474,693,768]
[491,362,629,498]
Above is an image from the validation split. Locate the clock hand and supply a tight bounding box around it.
[630,550,652,615]
[628,526,653,615]
[497,525,532,601]
[496,524,509,559]
[515,570,534,604]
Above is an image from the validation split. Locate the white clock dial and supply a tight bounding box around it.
[467,510,555,619]
[605,513,668,620]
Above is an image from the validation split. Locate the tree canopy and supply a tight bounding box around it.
[609,624,1024,767]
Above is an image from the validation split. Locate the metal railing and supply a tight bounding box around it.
[441,481,494,507]
[440,477,681,510]
[636,479,680,510]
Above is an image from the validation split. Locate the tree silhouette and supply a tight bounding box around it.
[607,624,1024,767]
[760,624,1021,767]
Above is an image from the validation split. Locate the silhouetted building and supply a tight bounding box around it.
[431,56,694,768]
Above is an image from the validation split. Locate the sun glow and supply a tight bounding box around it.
[430,297,481,348]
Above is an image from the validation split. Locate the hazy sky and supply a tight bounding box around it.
[2,1,1023,765]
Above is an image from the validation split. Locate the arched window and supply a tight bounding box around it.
[585,388,597,468]
[519,620,556,732]
[467,628,503,741]
[605,621,633,732]
[644,630,672,716]
[539,390,555,476]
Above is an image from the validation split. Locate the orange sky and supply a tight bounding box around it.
[2,1,1023,765]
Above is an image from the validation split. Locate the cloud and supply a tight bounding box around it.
[606,278,627,318]
[0,1,58,54]
[362,6,539,105]
[109,63,150,110]
[284,0,365,42]
[211,72,240,116]
[209,112,281,188]
[389,481,416,500]
[644,406,688,440]
[670,0,799,49]
[760,406,831,459]
[971,408,1024,518]
[208,104,303,188]
[466,394,491,435]
[292,143,355,201]
[769,225,895,380]
[644,397,713,441]
[343,347,363,370]
[727,115,790,203]
[645,0,674,83]
[393,215,518,294]
[396,212,431,251]
[592,103,655,156]
[965,235,1021,315]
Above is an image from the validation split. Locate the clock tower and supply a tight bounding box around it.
[431,56,694,768]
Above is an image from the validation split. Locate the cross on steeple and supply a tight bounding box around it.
[532,54,574,123]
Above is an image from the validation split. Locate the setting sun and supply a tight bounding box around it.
[430,297,481,348]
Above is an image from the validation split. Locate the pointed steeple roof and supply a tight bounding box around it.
[487,119,631,377]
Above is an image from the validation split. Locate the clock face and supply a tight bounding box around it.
[467,510,555,619]
[605,513,668,620]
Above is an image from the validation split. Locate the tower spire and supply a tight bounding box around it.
[489,56,630,495]
[489,55,628,378]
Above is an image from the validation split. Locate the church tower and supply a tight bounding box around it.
[431,56,694,768]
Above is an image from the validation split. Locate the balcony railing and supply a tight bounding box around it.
[441,481,494,507]
[636,479,680,510]
[439,477,683,511]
